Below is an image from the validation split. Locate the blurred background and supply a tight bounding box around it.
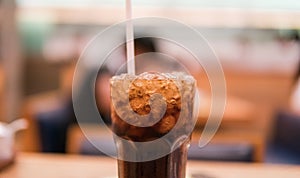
[1,0,300,165]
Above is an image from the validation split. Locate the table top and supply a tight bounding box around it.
[1,153,299,178]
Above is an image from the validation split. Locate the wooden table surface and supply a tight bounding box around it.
[0,153,299,178]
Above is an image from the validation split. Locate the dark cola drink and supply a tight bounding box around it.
[110,72,195,178]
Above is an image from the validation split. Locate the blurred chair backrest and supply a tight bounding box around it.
[24,59,61,96]
[0,65,5,122]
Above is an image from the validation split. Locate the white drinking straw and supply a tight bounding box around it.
[126,0,135,75]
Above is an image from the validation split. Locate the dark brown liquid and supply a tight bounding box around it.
[117,141,189,178]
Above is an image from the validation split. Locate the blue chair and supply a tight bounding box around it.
[265,111,300,164]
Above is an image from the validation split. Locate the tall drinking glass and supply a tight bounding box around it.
[110,72,196,178]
